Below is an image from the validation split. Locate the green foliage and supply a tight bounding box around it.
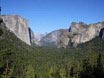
[80,59,94,78]
[93,53,104,78]
[0,20,104,78]
[25,64,35,78]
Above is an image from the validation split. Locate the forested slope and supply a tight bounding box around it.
[0,18,104,78]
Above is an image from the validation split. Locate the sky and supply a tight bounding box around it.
[0,0,104,34]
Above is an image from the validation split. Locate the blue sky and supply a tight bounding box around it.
[1,0,104,33]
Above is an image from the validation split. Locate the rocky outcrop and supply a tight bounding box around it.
[34,33,46,46]
[1,15,104,48]
[99,28,104,39]
[40,29,70,47]
[0,15,46,46]
[40,22,90,48]
[29,28,44,46]
[70,22,104,46]
[69,22,87,34]
[40,22,104,48]
[29,27,35,44]
[1,15,31,45]
[40,29,62,46]
[57,29,70,48]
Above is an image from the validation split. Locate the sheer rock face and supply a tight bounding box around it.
[99,28,104,39]
[41,22,104,48]
[1,15,31,45]
[40,29,70,47]
[1,15,104,47]
[40,29,62,46]
[70,22,104,46]
[0,15,44,46]
[57,29,70,48]
[29,28,44,46]
[29,27,35,44]
[69,22,87,34]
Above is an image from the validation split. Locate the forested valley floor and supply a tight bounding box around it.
[0,20,104,78]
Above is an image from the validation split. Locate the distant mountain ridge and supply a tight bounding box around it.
[40,22,104,48]
[1,15,104,48]
[40,29,69,47]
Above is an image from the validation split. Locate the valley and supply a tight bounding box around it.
[0,17,104,78]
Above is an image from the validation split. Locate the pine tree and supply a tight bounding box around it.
[94,53,104,78]
[80,59,94,78]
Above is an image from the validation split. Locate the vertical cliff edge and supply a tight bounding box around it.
[40,22,104,48]
[1,15,104,48]
[1,15,31,45]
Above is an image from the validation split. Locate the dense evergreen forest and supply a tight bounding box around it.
[0,18,104,78]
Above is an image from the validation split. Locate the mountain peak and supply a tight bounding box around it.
[1,15,31,45]
[1,15,104,48]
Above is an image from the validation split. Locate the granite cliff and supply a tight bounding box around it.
[40,22,104,48]
[1,15,104,48]
[29,28,44,46]
[99,28,104,39]
[0,15,45,46]
[40,29,69,47]
[70,22,104,46]
[1,15,31,45]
